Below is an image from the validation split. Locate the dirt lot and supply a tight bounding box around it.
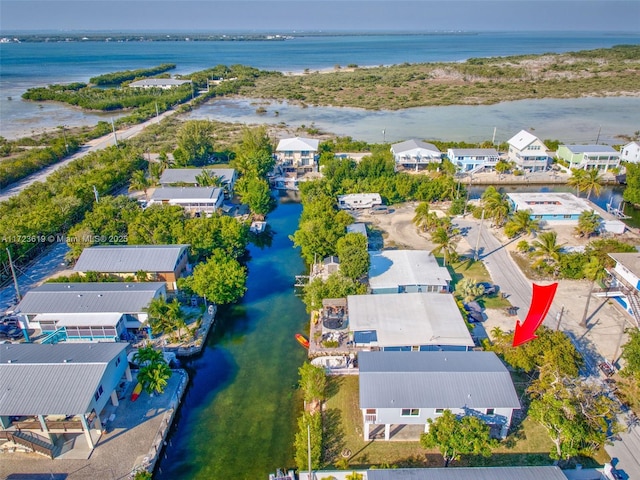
[361,201,639,368]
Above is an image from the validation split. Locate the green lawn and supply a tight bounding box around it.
[448,257,512,309]
[322,375,603,469]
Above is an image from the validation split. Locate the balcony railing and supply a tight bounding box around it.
[364,414,377,424]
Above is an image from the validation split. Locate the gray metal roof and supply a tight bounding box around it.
[74,244,188,273]
[367,466,568,480]
[348,293,474,347]
[391,139,441,155]
[347,223,368,237]
[159,168,236,185]
[150,186,222,201]
[15,282,165,314]
[369,250,451,290]
[0,343,127,415]
[564,144,619,154]
[609,252,640,278]
[359,351,521,409]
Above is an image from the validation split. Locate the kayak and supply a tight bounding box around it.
[295,333,310,349]
[131,382,143,402]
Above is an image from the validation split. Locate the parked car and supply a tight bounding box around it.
[0,324,23,340]
[370,205,389,215]
[479,282,498,295]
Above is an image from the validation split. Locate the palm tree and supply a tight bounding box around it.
[129,170,151,198]
[506,209,540,238]
[583,169,603,200]
[133,345,163,366]
[144,296,186,338]
[567,168,587,197]
[531,231,565,272]
[413,202,431,232]
[455,277,485,304]
[580,256,607,328]
[196,170,225,188]
[481,187,510,227]
[431,226,459,266]
[575,210,601,238]
[138,361,172,394]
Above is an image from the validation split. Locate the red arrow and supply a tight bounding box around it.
[512,282,558,347]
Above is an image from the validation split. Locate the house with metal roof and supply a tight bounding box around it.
[148,186,224,215]
[447,148,500,173]
[600,252,640,328]
[128,78,191,89]
[365,466,570,480]
[15,282,166,342]
[347,292,474,351]
[556,144,621,172]
[368,250,451,294]
[338,193,382,210]
[275,137,320,173]
[359,351,520,441]
[390,139,442,170]
[158,168,237,192]
[506,192,595,223]
[74,244,189,290]
[621,141,640,163]
[0,343,131,455]
[507,130,550,172]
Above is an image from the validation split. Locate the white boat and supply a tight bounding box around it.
[250,221,267,234]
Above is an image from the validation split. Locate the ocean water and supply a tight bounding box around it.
[1,31,639,138]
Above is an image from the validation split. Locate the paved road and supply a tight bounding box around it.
[0,109,175,203]
[606,413,640,480]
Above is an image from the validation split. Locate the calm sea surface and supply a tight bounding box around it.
[1,31,639,139]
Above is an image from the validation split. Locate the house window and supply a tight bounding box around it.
[115,356,121,367]
[94,385,104,401]
[486,408,495,415]
[435,408,444,414]
[401,409,420,416]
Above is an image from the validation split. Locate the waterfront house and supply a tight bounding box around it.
[447,148,500,173]
[507,130,550,172]
[310,256,341,282]
[0,342,131,455]
[14,282,166,342]
[601,252,640,328]
[275,137,320,173]
[390,139,442,170]
[347,292,474,351]
[556,144,621,171]
[128,78,191,89]
[364,466,570,480]
[621,141,640,163]
[158,168,237,192]
[359,351,520,441]
[506,192,595,223]
[148,186,224,215]
[74,244,189,290]
[368,250,451,294]
[337,193,382,210]
[346,223,368,248]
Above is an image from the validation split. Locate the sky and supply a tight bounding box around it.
[1,0,639,33]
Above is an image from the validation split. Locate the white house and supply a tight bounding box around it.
[556,144,621,171]
[447,148,500,173]
[14,282,166,341]
[359,351,520,441]
[337,193,382,210]
[275,137,320,173]
[601,252,640,327]
[365,466,570,480]
[390,139,442,170]
[621,141,640,163]
[0,343,132,454]
[368,250,451,294]
[158,168,237,192]
[347,292,475,351]
[507,130,550,172]
[128,78,191,89]
[149,186,224,215]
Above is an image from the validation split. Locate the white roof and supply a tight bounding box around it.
[34,312,123,327]
[391,139,441,156]
[563,145,619,155]
[348,292,474,348]
[507,192,593,217]
[507,130,540,150]
[448,148,499,157]
[276,137,319,152]
[369,250,451,290]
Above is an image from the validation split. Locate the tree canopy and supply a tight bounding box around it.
[180,249,247,305]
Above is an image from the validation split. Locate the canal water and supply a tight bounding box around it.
[156,199,308,479]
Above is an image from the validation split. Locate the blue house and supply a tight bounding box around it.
[506,192,595,223]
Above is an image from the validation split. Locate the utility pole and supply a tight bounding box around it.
[93,185,100,203]
[595,125,602,145]
[6,248,22,303]
[555,305,565,331]
[155,102,159,121]
[111,118,118,147]
[474,209,485,261]
[492,126,497,145]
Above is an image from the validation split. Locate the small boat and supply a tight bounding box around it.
[250,220,267,234]
[131,382,143,402]
[295,333,310,349]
